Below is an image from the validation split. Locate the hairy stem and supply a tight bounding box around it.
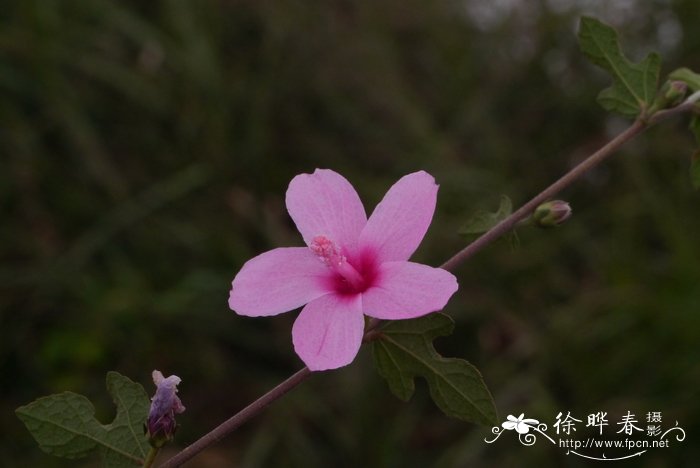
[159,368,311,467]
[159,98,698,467]
[440,118,645,270]
[440,97,699,271]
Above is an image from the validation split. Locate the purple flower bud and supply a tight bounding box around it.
[533,200,572,228]
[145,370,185,447]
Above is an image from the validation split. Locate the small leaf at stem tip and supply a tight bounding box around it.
[578,16,661,118]
[691,150,700,190]
[459,195,512,236]
[371,313,498,426]
[669,67,700,92]
[15,372,150,467]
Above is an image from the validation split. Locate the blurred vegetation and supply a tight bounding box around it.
[2,0,699,466]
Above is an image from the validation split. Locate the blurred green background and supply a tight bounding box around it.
[2,0,699,466]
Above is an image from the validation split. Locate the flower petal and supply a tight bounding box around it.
[362,261,457,320]
[502,421,517,430]
[229,247,332,317]
[286,169,367,254]
[292,294,364,371]
[359,171,438,262]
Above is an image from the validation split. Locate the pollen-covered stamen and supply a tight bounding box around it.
[310,236,342,266]
[310,235,364,290]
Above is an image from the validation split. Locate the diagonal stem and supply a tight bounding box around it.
[440,96,698,271]
[440,118,645,271]
[159,368,311,467]
[158,97,698,467]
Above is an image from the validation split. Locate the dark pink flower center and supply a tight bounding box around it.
[310,235,378,295]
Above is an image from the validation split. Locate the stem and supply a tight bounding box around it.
[440,95,699,272]
[159,98,698,467]
[143,447,160,468]
[159,367,311,467]
[440,118,646,271]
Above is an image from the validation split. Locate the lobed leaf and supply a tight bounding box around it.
[459,195,512,236]
[690,116,700,145]
[668,69,700,188]
[578,16,661,118]
[16,372,150,467]
[372,313,498,426]
[691,150,700,190]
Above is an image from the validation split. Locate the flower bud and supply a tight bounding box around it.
[651,80,688,113]
[533,200,571,228]
[145,370,185,448]
[664,81,688,106]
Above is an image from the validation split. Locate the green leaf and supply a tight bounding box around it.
[459,195,512,236]
[372,313,498,426]
[578,16,661,117]
[690,115,700,145]
[16,372,150,467]
[669,67,700,92]
[691,150,700,190]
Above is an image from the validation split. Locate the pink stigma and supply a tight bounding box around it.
[310,236,365,291]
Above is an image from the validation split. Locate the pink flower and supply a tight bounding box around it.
[228,169,458,371]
